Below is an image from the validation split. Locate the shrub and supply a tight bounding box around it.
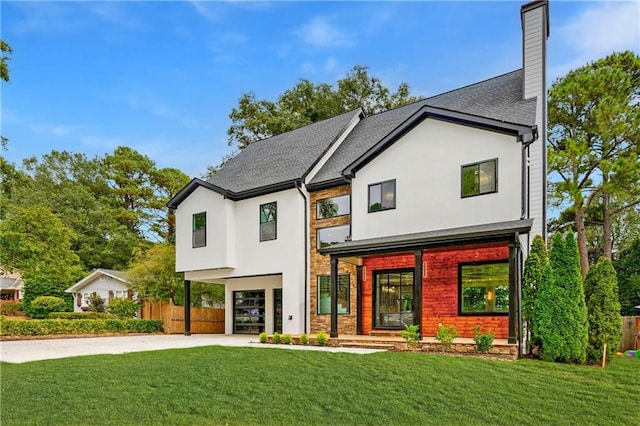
[283,334,293,345]
[259,332,268,343]
[523,235,547,352]
[48,312,112,320]
[400,324,420,347]
[30,296,68,319]
[435,324,458,350]
[107,298,140,319]
[0,318,163,336]
[88,294,106,313]
[300,333,309,345]
[584,257,622,364]
[272,332,282,344]
[315,331,329,346]
[472,325,494,352]
[0,301,22,316]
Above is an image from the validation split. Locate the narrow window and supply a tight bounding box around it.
[316,194,350,219]
[192,212,206,248]
[317,225,350,249]
[459,261,509,315]
[461,159,497,197]
[368,179,396,212]
[317,274,350,314]
[259,202,277,241]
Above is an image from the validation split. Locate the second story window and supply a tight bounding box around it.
[368,179,396,213]
[259,202,277,241]
[192,212,206,248]
[316,194,350,219]
[317,225,350,249]
[461,159,497,198]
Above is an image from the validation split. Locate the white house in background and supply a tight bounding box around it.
[168,1,549,348]
[0,270,23,301]
[65,269,133,312]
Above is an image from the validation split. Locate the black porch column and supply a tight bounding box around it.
[413,250,423,338]
[184,280,191,336]
[330,256,339,338]
[356,265,363,335]
[508,241,517,344]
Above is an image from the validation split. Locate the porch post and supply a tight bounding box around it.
[413,250,423,338]
[356,265,363,335]
[184,280,191,336]
[330,256,339,338]
[508,241,517,344]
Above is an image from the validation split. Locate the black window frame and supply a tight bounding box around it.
[259,202,277,242]
[192,212,206,248]
[461,158,498,198]
[458,260,509,316]
[368,179,396,213]
[317,224,350,250]
[316,194,351,219]
[317,274,350,315]
[373,268,415,329]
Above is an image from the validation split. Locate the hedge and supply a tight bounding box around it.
[48,312,113,320]
[0,318,163,336]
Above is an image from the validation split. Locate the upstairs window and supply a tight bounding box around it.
[317,225,350,249]
[368,179,396,213]
[316,194,350,219]
[462,159,497,197]
[259,202,277,241]
[192,212,206,248]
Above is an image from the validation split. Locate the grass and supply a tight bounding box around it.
[1,346,638,425]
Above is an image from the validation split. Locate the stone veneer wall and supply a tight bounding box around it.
[309,185,357,335]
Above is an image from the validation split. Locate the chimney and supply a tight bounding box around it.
[521,0,549,242]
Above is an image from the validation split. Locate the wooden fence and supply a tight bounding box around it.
[619,316,639,351]
[140,300,225,334]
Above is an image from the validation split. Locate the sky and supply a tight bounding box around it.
[2,0,639,178]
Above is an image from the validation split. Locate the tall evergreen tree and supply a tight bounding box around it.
[584,257,622,364]
[522,235,547,352]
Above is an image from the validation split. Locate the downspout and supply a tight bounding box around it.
[296,181,308,333]
[521,127,537,251]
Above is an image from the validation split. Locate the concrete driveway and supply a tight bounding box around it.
[0,334,382,363]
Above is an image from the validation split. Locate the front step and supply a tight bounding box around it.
[368,330,402,337]
[339,342,396,350]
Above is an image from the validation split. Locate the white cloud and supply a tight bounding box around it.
[189,0,221,22]
[297,17,350,47]
[551,1,640,80]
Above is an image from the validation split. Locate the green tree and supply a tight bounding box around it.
[1,39,13,149]
[227,65,421,150]
[0,205,84,315]
[150,167,190,243]
[613,237,640,315]
[522,235,547,352]
[547,51,640,277]
[0,156,31,220]
[584,257,622,364]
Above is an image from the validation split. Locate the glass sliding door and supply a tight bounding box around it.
[374,270,414,328]
[233,290,265,334]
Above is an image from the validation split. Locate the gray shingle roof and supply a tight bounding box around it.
[207,110,361,194]
[310,70,536,186]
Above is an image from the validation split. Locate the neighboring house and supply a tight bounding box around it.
[169,1,549,349]
[0,270,23,301]
[65,269,133,312]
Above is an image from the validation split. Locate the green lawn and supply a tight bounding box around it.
[1,346,638,425]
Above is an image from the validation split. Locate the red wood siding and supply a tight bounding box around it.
[360,243,510,339]
[422,244,509,338]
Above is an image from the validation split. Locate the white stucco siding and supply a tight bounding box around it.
[175,186,235,272]
[351,119,523,241]
[72,277,130,312]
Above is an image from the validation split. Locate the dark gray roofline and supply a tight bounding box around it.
[343,105,536,178]
[306,177,349,192]
[167,178,303,209]
[301,109,364,182]
[319,219,533,257]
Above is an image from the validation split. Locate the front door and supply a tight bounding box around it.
[233,290,265,334]
[374,270,414,329]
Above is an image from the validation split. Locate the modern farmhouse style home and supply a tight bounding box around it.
[169,1,549,350]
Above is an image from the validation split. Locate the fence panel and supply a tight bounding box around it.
[140,301,224,334]
[619,316,638,351]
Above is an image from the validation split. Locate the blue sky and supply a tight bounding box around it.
[2,1,639,178]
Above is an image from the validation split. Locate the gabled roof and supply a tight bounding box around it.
[309,70,536,187]
[65,269,129,293]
